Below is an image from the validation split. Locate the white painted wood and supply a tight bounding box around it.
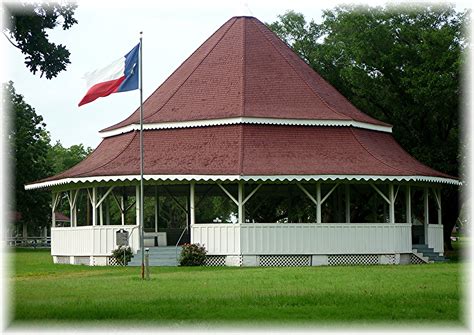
[297,183,317,205]
[406,185,412,224]
[191,223,412,255]
[432,188,442,225]
[51,225,140,256]
[99,203,103,226]
[154,186,158,233]
[95,186,114,209]
[92,187,97,226]
[321,183,339,205]
[120,196,125,225]
[370,184,390,204]
[217,183,238,205]
[98,117,393,138]
[191,224,241,255]
[243,184,262,205]
[238,182,244,224]
[389,184,395,223]
[190,182,195,226]
[424,188,429,241]
[26,174,459,190]
[135,185,140,226]
[427,224,444,253]
[51,192,58,227]
[316,184,321,223]
[437,189,442,225]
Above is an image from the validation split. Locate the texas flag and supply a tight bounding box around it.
[78,43,140,106]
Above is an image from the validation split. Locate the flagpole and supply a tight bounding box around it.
[139,32,145,279]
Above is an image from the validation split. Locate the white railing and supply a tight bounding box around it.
[192,223,412,255]
[427,224,444,254]
[51,225,140,256]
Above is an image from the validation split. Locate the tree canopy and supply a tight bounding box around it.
[5,82,91,234]
[268,4,469,247]
[5,81,52,233]
[3,2,78,79]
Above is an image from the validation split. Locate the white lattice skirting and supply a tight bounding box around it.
[259,255,311,267]
[205,255,227,266]
[203,254,405,267]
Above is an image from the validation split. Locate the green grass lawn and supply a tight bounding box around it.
[7,248,467,328]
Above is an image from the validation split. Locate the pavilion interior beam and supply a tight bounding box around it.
[432,188,442,225]
[163,185,188,214]
[243,184,262,205]
[67,190,79,227]
[370,184,390,204]
[95,186,115,209]
[296,183,317,205]
[51,192,60,228]
[217,183,239,206]
[321,183,339,205]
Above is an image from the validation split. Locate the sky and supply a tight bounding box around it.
[2,0,471,149]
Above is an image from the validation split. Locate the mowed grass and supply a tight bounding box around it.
[8,248,466,327]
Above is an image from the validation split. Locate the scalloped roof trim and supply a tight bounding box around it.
[25,174,459,190]
[99,117,393,138]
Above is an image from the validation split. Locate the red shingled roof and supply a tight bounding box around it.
[101,16,389,133]
[35,125,451,183]
[27,16,456,188]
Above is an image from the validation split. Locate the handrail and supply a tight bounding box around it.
[175,225,189,262]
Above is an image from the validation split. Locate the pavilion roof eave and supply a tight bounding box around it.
[25,174,460,190]
[98,117,393,138]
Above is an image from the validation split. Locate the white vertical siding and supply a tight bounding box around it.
[191,223,412,255]
[427,224,444,254]
[51,225,140,256]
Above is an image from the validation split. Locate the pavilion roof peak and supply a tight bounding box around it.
[101,16,390,134]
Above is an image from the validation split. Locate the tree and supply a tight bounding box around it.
[268,4,468,249]
[47,141,92,175]
[3,2,78,79]
[5,81,53,234]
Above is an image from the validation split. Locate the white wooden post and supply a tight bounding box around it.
[389,184,395,223]
[238,182,244,224]
[406,185,412,224]
[72,191,76,227]
[316,183,321,224]
[437,189,442,225]
[121,196,125,225]
[154,186,158,233]
[345,184,350,223]
[92,187,97,226]
[424,187,429,243]
[136,185,140,226]
[99,203,104,226]
[190,182,195,225]
[105,199,110,226]
[51,192,57,228]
